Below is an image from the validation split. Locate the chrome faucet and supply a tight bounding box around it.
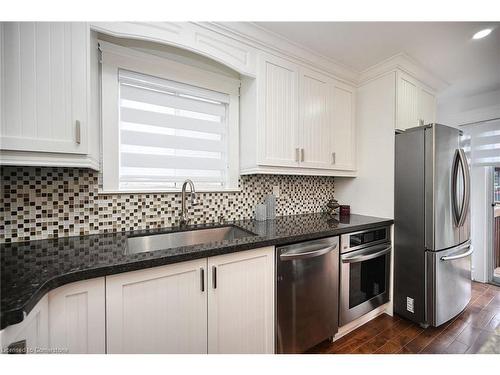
[179,179,199,227]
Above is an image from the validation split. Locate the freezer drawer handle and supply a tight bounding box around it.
[342,246,391,263]
[280,244,337,261]
[440,246,473,261]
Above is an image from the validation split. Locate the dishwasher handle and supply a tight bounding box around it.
[279,244,337,261]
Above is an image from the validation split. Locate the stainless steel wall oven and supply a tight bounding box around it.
[339,226,391,326]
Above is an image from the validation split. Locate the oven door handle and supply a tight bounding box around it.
[280,244,337,261]
[341,245,391,263]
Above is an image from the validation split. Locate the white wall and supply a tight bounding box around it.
[335,72,396,219]
[437,88,500,126]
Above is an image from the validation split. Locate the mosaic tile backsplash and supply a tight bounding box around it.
[0,167,335,243]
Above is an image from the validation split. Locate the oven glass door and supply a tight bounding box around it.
[348,254,387,309]
[340,243,391,326]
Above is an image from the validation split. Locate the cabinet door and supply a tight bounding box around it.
[0,22,87,154]
[208,247,274,354]
[419,87,436,126]
[331,82,356,170]
[259,53,299,167]
[299,68,332,169]
[396,72,420,131]
[1,295,49,354]
[48,278,105,354]
[106,259,208,354]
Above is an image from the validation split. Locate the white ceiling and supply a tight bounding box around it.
[254,22,500,100]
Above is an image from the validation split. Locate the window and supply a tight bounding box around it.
[100,41,240,192]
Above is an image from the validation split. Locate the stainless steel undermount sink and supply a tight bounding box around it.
[126,225,257,254]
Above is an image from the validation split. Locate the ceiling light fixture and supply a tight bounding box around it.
[472,28,492,39]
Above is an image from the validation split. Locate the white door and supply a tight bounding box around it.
[0,22,88,154]
[207,247,275,354]
[106,259,208,354]
[419,87,436,126]
[396,72,420,131]
[331,82,356,170]
[258,53,299,167]
[299,68,332,169]
[48,278,105,354]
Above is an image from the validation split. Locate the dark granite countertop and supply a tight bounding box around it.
[0,212,393,329]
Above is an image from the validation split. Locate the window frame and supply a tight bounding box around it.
[99,40,241,193]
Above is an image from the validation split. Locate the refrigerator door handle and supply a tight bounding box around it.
[451,149,461,226]
[457,149,471,227]
[441,245,473,261]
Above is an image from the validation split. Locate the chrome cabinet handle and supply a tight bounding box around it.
[212,265,217,289]
[75,120,81,144]
[332,152,336,165]
[342,246,391,263]
[418,119,424,126]
[441,245,473,261]
[200,267,205,292]
[295,148,300,162]
[280,244,337,261]
[300,148,305,162]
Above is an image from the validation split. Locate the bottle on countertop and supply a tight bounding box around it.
[265,194,276,220]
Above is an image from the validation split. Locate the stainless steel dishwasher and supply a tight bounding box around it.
[276,236,339,353]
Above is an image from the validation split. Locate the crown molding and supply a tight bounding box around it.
[200,22,359,84]
[358,52,449,92]
[204,23,448,92]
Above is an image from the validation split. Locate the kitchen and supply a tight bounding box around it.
[1,2,500,372]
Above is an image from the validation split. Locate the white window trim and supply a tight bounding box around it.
[99,40,241,193]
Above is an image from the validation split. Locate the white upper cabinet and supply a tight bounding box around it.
[48,278,106,354]
[1,22,86,153]
[259,53,299,167]
[331,82,356,170]
[299,68,332,169]
[396,71,436,131]
[207,247,274,354]
[106,259,208,354]
[419,86,437,126]
[240,52,357,176]
[0,22,100,169]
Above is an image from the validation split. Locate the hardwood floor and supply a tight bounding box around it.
[307,282,500,354]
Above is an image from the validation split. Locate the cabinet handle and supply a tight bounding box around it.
[75,120,81,144]
[332,152,336,165]
[200,268,205,292]
[300,148,305,162]
[212,265,217,289]
[418,119,424,127]
[295,148,300,162]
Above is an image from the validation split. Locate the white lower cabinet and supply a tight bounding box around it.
[0,295,49,354]
[48,278,106,354]
[106,258,208,354]
[106,247,274,354]
[208,247,275,354]
[1,247,275,354]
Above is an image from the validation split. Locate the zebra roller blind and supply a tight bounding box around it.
[462,119,500,167]
[118,69,229,190]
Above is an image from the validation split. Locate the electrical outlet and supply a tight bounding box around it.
[272,185,280,198]
[406,297,414,313]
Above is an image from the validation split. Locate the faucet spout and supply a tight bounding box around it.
[179,179,198,227]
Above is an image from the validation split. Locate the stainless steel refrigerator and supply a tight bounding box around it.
[395,123,472,327]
